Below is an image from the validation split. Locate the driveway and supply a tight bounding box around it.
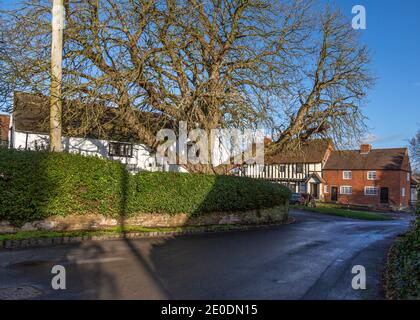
[0,210,413,300]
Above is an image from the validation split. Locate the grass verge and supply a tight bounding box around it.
[384,218,420,300]
[0,224,271,242]
[292,205,393,221]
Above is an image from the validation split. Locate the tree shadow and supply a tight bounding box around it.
[112,171,288,299]
[1,149,288,299]
[117,165,171,299]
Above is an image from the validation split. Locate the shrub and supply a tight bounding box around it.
[385,218,420,299]
[0,148,126,226]
[128,172,290,215]
[0,149,290,226]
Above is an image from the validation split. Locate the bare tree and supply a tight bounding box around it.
[409,128,420,171]
[269,9,373,153]
[0,0,373,171]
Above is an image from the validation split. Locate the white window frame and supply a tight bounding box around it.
[340,186,353,195]
[364,186,378,196]
[324,185,329,193]
[343,171,352,180]
[108,142,134,158]
[402,187,406,197]
[367,171,377,180]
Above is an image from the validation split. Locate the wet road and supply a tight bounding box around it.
[0,210,413,300]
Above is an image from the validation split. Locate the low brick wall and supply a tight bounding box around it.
[0,205,288,234]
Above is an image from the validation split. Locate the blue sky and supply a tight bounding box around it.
[326,0,420,148]
[1,0,419,149]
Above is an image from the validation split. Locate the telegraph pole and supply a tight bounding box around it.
[50,0,65,152]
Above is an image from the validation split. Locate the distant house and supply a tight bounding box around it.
[238,139,415,210]
[5,92,230,173]
[0,113,10,147]
[238,139,334,200]
[322,144,413,210]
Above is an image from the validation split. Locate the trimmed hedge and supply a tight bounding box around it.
[385,218,420,300]
[128,172,290,215]
[0,148,290,226]
[0,148,126,226]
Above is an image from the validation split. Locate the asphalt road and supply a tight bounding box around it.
[0,210,413,300]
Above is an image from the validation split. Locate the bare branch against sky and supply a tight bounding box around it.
[0,0,373,166]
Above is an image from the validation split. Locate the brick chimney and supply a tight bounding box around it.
[360,144,372,154]
[0,114,10,143]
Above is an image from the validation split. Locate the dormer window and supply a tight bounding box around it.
[343,171,352,180]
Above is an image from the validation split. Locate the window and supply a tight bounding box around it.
[324,185,329,193]
[407,173,410,182]
[364,186,378,196]
[343,171,352,180]
[367,171,377,180]
[279,165,286,173]
[296,163,304,174]
[340,186,352,195]
[108,142,133,157]
[402,187,406,197]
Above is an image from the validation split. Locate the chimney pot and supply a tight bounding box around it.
[360,144,372,154]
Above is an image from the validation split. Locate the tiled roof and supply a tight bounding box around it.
[265,139,333,164]
[13,91,171,143]
[323,148,409,171]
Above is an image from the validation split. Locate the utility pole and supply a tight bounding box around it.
[50,0,65,152]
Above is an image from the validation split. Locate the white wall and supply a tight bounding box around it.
[11,128,233,174]
[12,131,164,173]
[241,163,323,180]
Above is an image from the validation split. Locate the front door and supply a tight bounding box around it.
[310,183,319,198]
[380,187,389,204]
[331,187,338,202]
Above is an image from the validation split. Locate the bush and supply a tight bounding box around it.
[128,172,290,215]
[0,149,290,226]
[0,148,126,226]
[385,218,420,300]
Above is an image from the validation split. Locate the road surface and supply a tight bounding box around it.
[0,209,413,300]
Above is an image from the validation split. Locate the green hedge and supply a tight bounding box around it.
[128,172,290,215]
[385,218,420,300]
[0,149,290,226]
[0,148,126,226]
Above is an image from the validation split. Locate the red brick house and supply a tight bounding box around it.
[0,113,10,147]
[323,144,412,210]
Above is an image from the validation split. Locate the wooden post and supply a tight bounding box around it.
[50,0,65,152]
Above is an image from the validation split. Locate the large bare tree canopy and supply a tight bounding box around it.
[0,0,373,153]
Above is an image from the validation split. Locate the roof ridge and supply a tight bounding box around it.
[332,147,407,152]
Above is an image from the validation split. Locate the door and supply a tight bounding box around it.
[310,183,319,199]
[331,187,338,202]
[380,187,389,204]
